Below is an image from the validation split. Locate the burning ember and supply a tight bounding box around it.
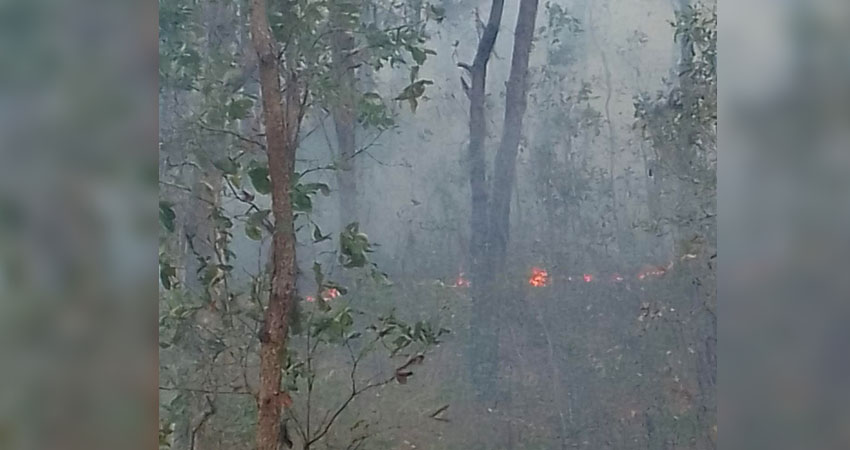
[636,262,673,280]
[583,274,594,283]
[529,267,549,287]
[452,273,471,288]
[321,288,341,301]
[611,273,624,282]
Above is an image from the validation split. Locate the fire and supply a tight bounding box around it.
[529,267,549,287]
[583,273,594,283]
[321,288,341,301]
[636,262,674,280]
[611,273,624,282]
[451,272,471,288]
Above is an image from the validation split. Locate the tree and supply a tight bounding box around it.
[248,2,300,449]
[634,3,716,447]
[461,0,541,404]
[159,1,443,448]
[489,0,541,272]
[329,1,359,228]
[461,0,505,402]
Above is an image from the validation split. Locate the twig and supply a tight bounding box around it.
[429,404,450,422]
[198,122,267,149]
[307,375,395,446]
[159,385,252,396]
[190,396,215,450]
[159,180,193,193]
[308,339,399,447]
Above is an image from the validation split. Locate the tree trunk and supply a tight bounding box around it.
[465,0,505,404]
[249,2,299,450]
[587,4,623,256]
[672,0,692,84]
[330,5,358,228]
[489,0,540,272]
[467,0,505,287]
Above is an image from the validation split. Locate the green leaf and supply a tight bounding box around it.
[428,5,446,22]
[302,182,331,196]
[312,262,324,291]
[409,46,426,65]
[227,173,242,189]
[312,225,331,243]
[212,208,233,229]
[245,223,262,240]
[339,222,371,268]
[292,189,313,212]
[248,165,272,195]
[159,201,176,233]
[394,79,433,112]
[248,209,271,227]
[213,157,240,175]
[201,265,224,287]
[346,331,362,340]
[160,261,177,290]
[226,98,253,121]
[370,268,392,285]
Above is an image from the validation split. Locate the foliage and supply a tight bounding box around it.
[634,1,716,248]
[158,1,451,446]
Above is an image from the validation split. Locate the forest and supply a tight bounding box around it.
[158,0,716,448]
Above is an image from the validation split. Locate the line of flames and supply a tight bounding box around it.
[525,259,680,287]
[449,257,688,288]
[305,255,695,299]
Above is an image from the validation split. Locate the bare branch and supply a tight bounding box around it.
[159,385,253,396]
[190,396,216,450]
[198,121,267,150]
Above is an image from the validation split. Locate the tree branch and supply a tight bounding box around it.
[198,121,267,150]
[159,385,253,396]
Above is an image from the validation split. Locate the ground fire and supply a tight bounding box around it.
[451,273,471,288]
[529,267,549,287]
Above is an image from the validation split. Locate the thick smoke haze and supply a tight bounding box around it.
[0,0,845,449]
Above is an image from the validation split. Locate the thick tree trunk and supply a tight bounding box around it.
[465,0,505,404]
[489,0,540,271]
[467,0,505,288]
[250,2,299,450]
[330,6,358,227]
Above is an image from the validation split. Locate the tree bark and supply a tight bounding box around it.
[467,0,505,397]
[465,0,505,403]
[489,0,540,271]
[249,2,299,450]
[330,5,359,228]
[467,0,505,288]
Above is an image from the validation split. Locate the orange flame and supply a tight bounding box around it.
[321,288,341,301]
[529,267,549,287]
[451,272,471,288]
[636,262,674,280]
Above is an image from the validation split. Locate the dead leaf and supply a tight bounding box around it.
[395,369,413,384]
